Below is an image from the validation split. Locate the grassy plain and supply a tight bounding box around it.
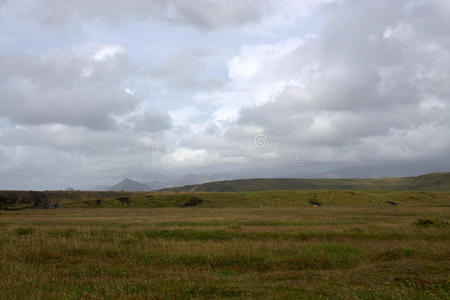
[0,191,449,299]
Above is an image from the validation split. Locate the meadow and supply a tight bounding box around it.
[0,190,449,299]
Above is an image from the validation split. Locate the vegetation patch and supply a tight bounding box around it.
[181,196,204,207]
[375,249,418,261]
[302,243,362,269]
[47,229,77,238]
[13,227,35,236]
[415,219,449,227]
[116,197,130,205]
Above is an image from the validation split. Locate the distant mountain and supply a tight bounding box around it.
[92,185,110,191]
[166,173,233,188]
[161,172,450,192]
[145,180,167,191]
[90,173,234,192]
[109,178,150,191]
[142,173,234,190]
[315,161,450,178]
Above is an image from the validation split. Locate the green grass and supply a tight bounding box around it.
[58,189,450,209]
[13,226,35,236]
[3,189,450,210]
[0,199,449,299]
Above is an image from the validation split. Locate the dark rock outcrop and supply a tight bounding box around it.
[181,197,203,207]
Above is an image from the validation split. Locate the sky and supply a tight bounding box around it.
[1,0,450,189]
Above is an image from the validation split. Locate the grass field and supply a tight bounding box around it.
[0,192,449,299]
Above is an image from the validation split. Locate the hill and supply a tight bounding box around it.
[161,172,450,192]
[165,173,233,188]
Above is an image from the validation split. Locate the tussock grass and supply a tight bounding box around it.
[3,189,450,209]
[13,226,35,236]
[0,203,449,299]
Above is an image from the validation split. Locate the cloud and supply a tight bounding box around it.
[0,114,174,189]
[187,0,450,167]
[2,0,450,189]
[156,50,223,91]
[28,0,271,31]
[0,45,141,130]
[0,41,175,189]
[127,111,173,133]
[92,44,124,62]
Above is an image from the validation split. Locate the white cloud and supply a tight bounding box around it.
[92,44,124,62]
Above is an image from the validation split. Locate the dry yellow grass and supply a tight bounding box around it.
[1,206,449,299]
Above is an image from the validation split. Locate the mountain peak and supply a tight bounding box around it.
[120,178,135,183]
[110,178,149,191]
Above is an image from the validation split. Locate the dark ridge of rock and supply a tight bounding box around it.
[309,200,322,207]
[386,201,398,206]
[0,194,19,207]
[1,191,52,210]
[415,219,448,226]
[181,197,203,207]
[117,197,130,205]
[30,191,50,208]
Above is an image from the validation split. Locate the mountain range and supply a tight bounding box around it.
[94,173,234,191]
[93,171,450,192]
[161,172,450,192]
[91,161,450,191]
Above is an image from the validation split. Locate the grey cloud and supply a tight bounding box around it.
[2,124,141,155]
[0,50,140,130]
[171,0,271,30]
[0,142,170,189]
[156,50,223,91]
[2,0,450,190]
[128,111,173,133]
[221,0,450,163]
[29,0,271,31]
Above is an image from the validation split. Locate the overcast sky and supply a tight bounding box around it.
[1,0,450,189]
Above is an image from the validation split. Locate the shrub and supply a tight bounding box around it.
[14,227,35,236]
[415,219,448,227]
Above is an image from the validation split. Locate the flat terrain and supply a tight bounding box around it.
[0,192,449,299]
